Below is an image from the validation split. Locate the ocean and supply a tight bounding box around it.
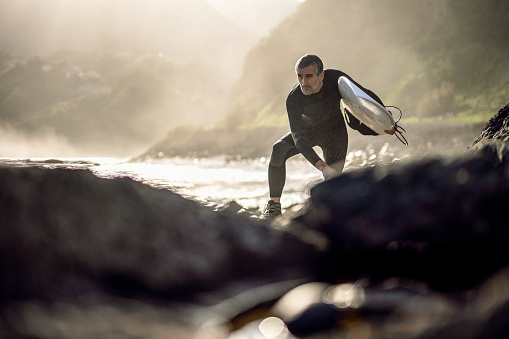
[0,143,402,213]
[0,122,484,213]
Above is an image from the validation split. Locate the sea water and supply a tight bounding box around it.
[0,122,483,211]
[0,155,325,211]
[92,156,323,210]
[0,142,402,212]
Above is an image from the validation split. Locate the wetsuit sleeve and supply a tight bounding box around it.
[286,101,322,166]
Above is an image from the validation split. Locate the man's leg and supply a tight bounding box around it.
[268,133,300,199]
[263,133,299,218]
[322,133,348,177]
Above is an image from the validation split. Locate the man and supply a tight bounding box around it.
[262,54,394,219]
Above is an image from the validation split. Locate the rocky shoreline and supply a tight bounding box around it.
[136,121,485,163]
[1,102,509,338]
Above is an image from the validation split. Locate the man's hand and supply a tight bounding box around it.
[315,160,338,180]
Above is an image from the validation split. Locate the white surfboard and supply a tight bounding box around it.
[338,76,395,135]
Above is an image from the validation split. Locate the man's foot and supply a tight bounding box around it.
[262,200,282,219]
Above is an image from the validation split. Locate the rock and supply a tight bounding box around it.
[471,101,509,147]
[0,166,316,303]
[298,144,509,290]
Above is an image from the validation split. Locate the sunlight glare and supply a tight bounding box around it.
[273,282,329,320]
[323,283,366,309]
[258,317,288,338]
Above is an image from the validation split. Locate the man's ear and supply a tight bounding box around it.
[318,71,325,81]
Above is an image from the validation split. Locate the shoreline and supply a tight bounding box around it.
[136,122,486,161]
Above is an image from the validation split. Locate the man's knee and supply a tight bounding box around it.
[269,140,294,167]
[329,160,345,174]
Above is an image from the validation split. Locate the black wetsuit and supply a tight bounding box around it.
[268,69,383,198]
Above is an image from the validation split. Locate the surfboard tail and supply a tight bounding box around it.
[385,106,408,145]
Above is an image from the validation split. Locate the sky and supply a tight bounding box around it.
[203,0,305,36]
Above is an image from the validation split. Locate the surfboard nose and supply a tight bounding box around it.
[338,76,358,105]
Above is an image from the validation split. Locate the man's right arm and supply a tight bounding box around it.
[314,159,338,180]
[286,101,322,166]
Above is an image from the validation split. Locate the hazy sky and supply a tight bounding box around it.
[203,0,305,36]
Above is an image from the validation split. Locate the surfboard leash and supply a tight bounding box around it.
[386,105,409,146]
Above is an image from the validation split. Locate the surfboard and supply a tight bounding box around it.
[338,76,395,135]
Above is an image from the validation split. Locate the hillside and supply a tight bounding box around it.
[0,51,236,156]
[0,0,260,156]
[220,0,509,129]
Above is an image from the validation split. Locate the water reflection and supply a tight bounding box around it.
[0,139,426,212]
[258,317,288,338]
[273,282,330,321]
[323,283,366,309]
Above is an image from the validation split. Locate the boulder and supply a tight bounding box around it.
[299,143,509,290]
[471,101,509,146]
[0,166,316,303]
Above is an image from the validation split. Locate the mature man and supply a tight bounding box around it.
[262,54,394,219]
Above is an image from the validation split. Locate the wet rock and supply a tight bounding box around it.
[300,144,509,290]
[211,200,257,217]
[471,101,509,146]
[0,166,316,303]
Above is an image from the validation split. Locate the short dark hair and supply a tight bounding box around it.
[295,54,323,76]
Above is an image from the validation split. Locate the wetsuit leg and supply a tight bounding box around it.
[268,133,300,198]
[321,131,348,174]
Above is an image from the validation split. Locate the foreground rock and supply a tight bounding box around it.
[301,142,509,288]
[2,144,509,338]
[0,166,318,337]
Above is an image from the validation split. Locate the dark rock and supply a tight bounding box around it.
[471,101,509,147]
[297,143,509,290]
[0,166,316,302]
[285,302,339,337]
[212,200,251,216]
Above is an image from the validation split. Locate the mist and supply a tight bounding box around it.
[0,0,300,157]
[0,126,79,158]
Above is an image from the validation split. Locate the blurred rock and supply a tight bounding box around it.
[301,143,509,290]
[0,166,316,303]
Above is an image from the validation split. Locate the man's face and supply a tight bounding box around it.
[297,65,324,95]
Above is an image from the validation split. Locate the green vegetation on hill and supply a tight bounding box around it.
[221,0,509,129]
[0,51,230,155]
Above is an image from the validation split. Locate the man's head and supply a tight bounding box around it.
[295,54,324,95]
